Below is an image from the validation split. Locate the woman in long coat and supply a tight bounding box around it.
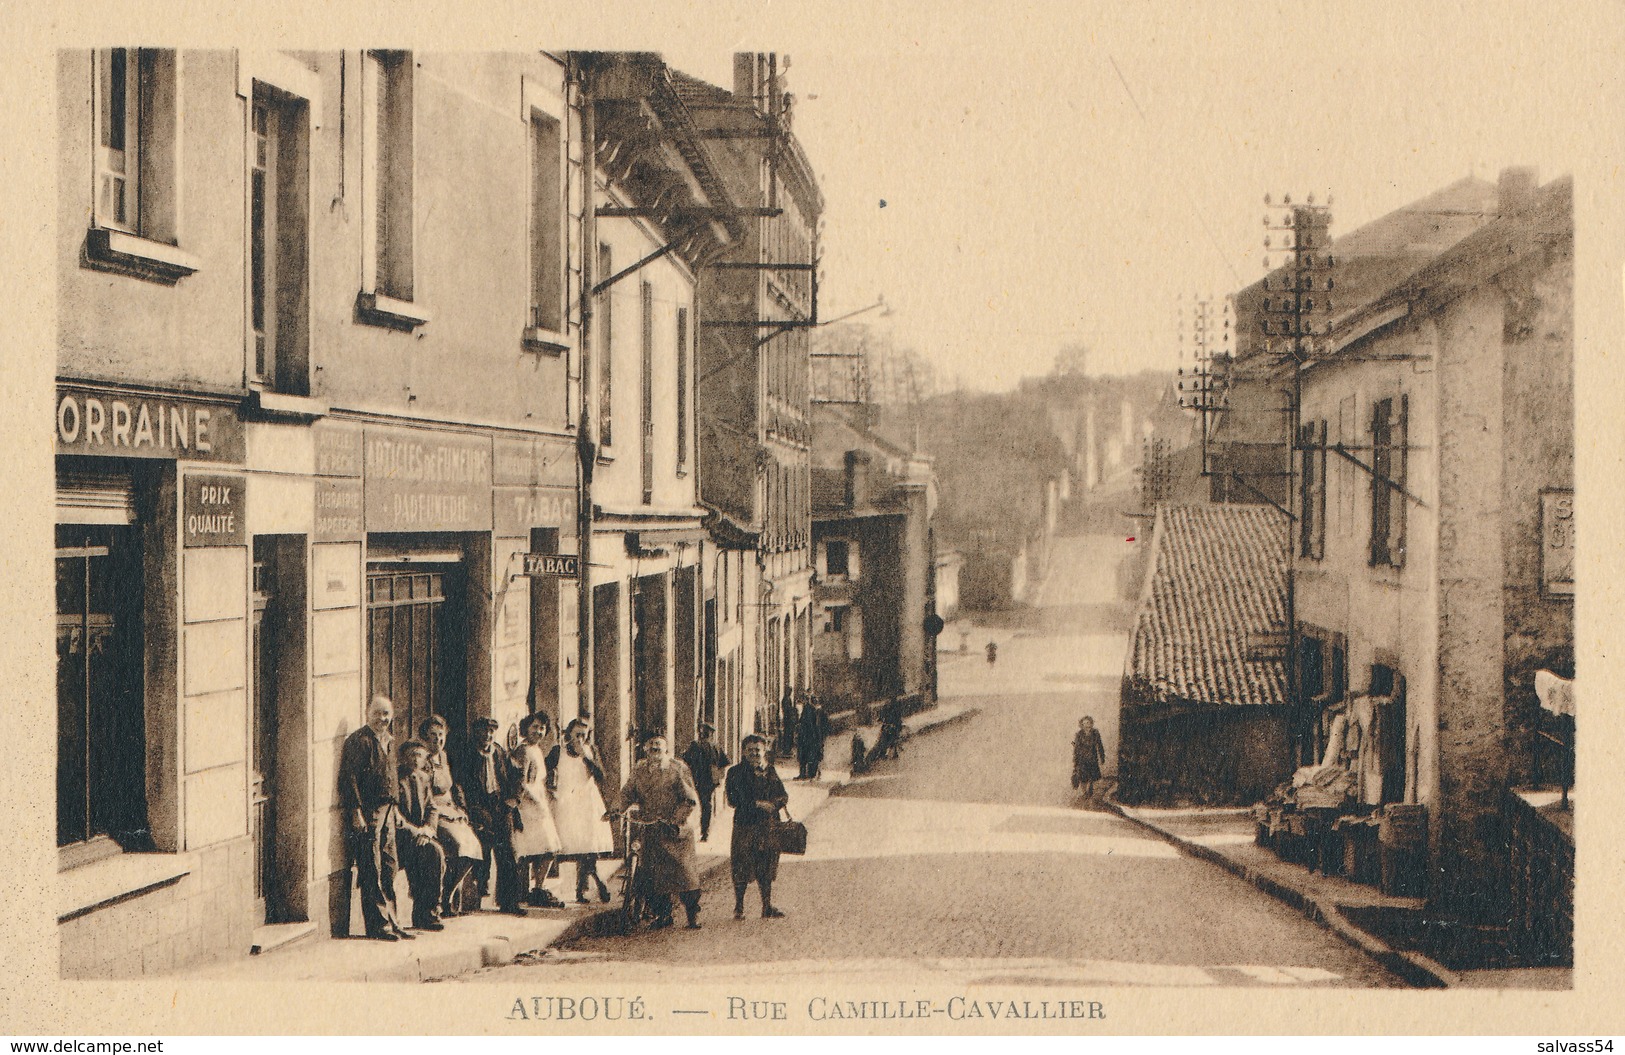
[616,734,703,929]
[1072,715,1106,797]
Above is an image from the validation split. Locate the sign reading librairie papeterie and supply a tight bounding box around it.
[183,474,246,547]
[522,553,580,578]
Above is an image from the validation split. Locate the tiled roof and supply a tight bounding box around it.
[1129,504,1288,706]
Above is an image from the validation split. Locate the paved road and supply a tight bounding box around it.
[475,534,1400,988]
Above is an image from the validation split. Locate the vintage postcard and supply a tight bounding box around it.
[2,0,1623,1038]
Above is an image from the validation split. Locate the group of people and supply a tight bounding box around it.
[776,691,829,780]
[338,695,795,941]
[338,695,616,941]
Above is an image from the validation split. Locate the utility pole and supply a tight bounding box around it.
[1262,192,1334,764]
[1176,293,1234,479]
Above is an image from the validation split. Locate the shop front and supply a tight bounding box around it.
[55,383,262,977]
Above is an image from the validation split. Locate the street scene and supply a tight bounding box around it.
[32,15,1590,1031]
[476,533,1402,989]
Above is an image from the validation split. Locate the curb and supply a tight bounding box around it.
[1100,797,1458,989]
[540,706,981,955]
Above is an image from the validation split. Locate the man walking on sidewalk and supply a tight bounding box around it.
[680,722,729,842]
[726,735,790,920]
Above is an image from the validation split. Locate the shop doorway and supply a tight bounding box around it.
[366,561,467,748]
[672,566,698,750]
[592,582,622,788]
[529,529,561,727]
[631,573,669,744]
[55,524,146,851]
[251,535,308,924]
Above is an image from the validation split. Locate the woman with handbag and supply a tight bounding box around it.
[725,734,791,920]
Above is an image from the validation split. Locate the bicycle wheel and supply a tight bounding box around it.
[619,855,644,935]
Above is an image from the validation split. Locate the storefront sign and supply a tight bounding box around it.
[493,485,576,536]
[522,553,580,578]
[314,424,363,477]
[493,436,576,488]
[314,479,364,542]
[57,385,244,463]
[363,427,492,533]
[183,473,246,547]
[1541,489,1575,597]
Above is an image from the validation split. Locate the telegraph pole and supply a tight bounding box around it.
[1262,193,1334,764]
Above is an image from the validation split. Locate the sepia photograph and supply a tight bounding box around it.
[3,0,1623,1039]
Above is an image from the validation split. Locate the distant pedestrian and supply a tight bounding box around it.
[1072,716,1106,798]
[779,690,798,759]
[726,734,790,920]
[986,641,998,666]
[850,731,869,775]
[680,722,730,841]
[796,697,827,780]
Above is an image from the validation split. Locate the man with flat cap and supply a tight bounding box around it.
[680,722,730,843]
[461,716,525,915]
[338,694,413,940]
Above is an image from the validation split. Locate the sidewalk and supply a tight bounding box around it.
[1107,801,1572,990]
[169,701,977,982]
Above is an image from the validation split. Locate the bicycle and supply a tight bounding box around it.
[607,806,665,936]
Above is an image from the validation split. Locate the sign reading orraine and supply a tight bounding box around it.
[363,427,493,533]
[57,384,244,463]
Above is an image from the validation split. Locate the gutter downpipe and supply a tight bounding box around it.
[574,54,598,725]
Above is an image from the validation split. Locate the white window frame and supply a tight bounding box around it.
[522,74,569,352]
[236,52,321,400]
[85,49,198,283]
[358,49,429,328]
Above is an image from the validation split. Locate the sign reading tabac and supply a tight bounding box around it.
[363,427,493,533]
[522,553,580,578]
[57,385,244,463]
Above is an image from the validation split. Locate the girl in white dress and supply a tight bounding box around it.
[546,718,615,902]
[510,712,564,907]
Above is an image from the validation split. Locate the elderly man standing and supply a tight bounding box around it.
[615,734,703,930]
[338,695,412,941]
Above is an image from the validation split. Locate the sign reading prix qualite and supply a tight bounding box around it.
[183,474,246,547]
[522,553,580,578]
[363,428,493,533]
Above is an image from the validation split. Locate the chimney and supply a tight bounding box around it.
[733,53,757,102]
[1498,166,1539,217]
[845,449,871,509]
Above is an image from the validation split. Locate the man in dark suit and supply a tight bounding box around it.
[725,734,790,920]
[461,717,525,915]
[396,739,447,931]
[680,722,729,842]
[338,694,413,941]
[797,698,827,780]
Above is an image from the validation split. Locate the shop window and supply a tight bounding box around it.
[359,50,427,328]
[527,108,565,341]
[248,84,311,395]
[1369,396,1408,568]
[56,525,148,852]
[86,49,194,283]
[597,243,614,449]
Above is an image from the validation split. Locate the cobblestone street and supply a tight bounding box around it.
[475,534,1402,988]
